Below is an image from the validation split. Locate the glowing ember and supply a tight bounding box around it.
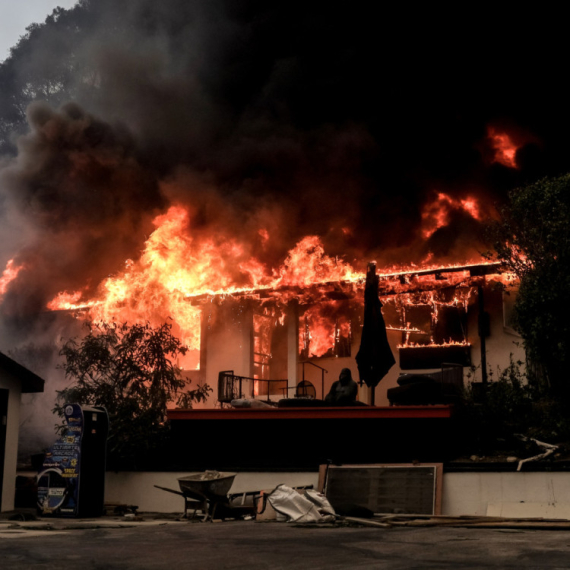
[488,126,519,169]
[421,192,484,238]
[398,340,471,349]
[386,326,425,334]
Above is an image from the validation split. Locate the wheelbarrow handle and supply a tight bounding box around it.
[153,485,186,497]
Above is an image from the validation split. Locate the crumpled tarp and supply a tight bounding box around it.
[267,484,336,523]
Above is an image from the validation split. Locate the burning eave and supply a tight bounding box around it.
[186,261,506,306]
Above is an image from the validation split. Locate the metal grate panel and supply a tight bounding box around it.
[325,465,438,515]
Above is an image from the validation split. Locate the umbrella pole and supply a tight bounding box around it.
[367,262,377,407]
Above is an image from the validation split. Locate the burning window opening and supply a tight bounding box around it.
[298,301,353,359]
[384,285,473,352]
[252,308,288,397]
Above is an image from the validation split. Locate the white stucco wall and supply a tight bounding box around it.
[105,471,318,513]
[0,372,21,512]
[202,305,253,407]
[467,287,525,384]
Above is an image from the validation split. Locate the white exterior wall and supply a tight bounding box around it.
[466,287,525,384]
[203,306,253,406]
[0,372,21,512]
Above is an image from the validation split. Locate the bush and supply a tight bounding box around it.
[54,321,211,469]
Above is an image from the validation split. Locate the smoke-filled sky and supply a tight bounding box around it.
[1,2,568,455]
[0,1,569,341]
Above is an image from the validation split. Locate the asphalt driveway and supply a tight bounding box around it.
[2,519,570,569]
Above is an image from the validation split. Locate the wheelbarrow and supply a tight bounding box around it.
[155,471,247,521]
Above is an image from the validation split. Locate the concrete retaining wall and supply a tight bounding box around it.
[106,470,570,518]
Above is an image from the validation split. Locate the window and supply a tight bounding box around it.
[298,301,352,359]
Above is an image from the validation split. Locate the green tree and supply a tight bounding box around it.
[55,321,211,468]
[491,174,570,398]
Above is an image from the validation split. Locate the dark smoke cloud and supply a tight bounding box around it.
[0,101,163,326]
[1,0,570,326]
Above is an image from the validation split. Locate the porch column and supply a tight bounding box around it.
[287,301,299,395]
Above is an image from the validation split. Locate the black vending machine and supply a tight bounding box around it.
[37,404,109,517]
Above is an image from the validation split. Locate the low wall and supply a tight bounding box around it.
[443,472,570,518]
[105,471,319,513]
[106,470,570,518]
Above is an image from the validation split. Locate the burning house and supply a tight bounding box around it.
[38,203,522,411]
[27,205,521,470]
[0,182,523,471]
[0,1,542,475]
[178,260,520,407]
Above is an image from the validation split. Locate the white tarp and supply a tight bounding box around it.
[267,484,336,523]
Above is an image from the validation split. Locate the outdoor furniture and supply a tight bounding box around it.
[217,370,287,404]
[387,363,464,406]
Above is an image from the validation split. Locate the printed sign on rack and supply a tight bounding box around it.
[37,404,84,516]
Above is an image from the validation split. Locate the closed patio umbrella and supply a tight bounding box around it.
[355,262,395,404]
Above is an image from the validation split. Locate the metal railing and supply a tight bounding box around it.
[217,370,288,403]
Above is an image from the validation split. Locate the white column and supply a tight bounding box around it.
[287,302,299,395]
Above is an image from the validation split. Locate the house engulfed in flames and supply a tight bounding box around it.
[40,205,522,408]
[187,260,522,406]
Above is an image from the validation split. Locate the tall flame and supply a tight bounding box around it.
[0,259,24,301]
[47,205,362,367]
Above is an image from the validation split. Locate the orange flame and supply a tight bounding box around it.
[488,126,519,169]
[398,340,471,349]
[0,259,24,300]
[46,206,362,368]
[45,201,504,369]
[421,192,484,238]
[299,302,352,358]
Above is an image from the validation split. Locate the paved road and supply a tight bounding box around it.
[2,521,570,569]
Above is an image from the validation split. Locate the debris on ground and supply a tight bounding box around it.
[104,502,139,516]
[515,435,559,471]
[343,513,570,530]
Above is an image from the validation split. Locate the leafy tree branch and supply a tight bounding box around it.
[54,321,211,468]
